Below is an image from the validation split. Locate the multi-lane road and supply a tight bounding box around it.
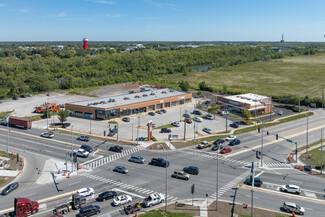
[0,109,325,216]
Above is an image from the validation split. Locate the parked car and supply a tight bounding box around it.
[12,96,18,100]
[73,149,89,158]
[283,202,305,215]
[81,144,94,153]
[193,110,202,115]
[148,112,155,116]
[171,170,190,181]
[77,135,90,142]
[77,188,94,197]
[197,141,210,149]
[155,110,162,114]
[28,94,32,97]
[129,155,146,164]
[183,113,191,118]
[211,144,223,151]
[226,135,236,141]
[213,139,225,145]
[122,117,130,122]
[41,131,54,138]
[113,166,128,174]
[203,127,212,134]
[219,111,229,116]
[108,128,118,137]
[245,177,263,187]
[1,182,19,196]
[20,95,27,98]
[160,109,167,113]
[97,191,117,201]
[185,118,192,124]
[229,123,239,128]
[205,114,213,120]
[171,121,180,127]
[79,205,101,216]
[112,195,132,206]
[220,147,232,154]
[194,117,202,122]
[280,185,301,195]
[278,111,283,115]
[135,137,146,141]
[160,128,171,133]
[109,145,123,153]
[183,166,199,175]
[229,139,241,146]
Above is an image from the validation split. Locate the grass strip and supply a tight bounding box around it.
[0,111,13,119]
[140,210,193,217]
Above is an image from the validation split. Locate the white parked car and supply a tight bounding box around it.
[112,195,132,206]
[41,131,54,138]
[193,117,202,122]
[73,149,89,158]
[77,188,94,197]
[281,184,301,194]
[143,193,165,207]
[226,135,237,141]
[171,121,180,127]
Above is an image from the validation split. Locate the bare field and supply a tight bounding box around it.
[165,54,325,98]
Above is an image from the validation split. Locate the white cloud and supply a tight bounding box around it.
[0,3,7,7]
[144,0,180,11]
[106,14,121,18]
[41,11,68,19]
[15,8,31,13]
[58,12,67,17]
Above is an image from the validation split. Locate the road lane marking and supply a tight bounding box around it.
[68,181,81,186]
[291,180,303,184]
[255,171,264,177]
[113,188,145,199]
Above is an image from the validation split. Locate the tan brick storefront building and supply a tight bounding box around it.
[217,93,272,116]
[66,88,192,120]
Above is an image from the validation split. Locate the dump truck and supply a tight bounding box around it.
[34,103,60,113]
[52,194,86,215]
[0,117,32,129]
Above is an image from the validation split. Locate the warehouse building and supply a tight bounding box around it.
[217,93,272,116]
[66,88,192,120]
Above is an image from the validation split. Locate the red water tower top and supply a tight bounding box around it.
[83,38,88,42]
[82,38,88,50]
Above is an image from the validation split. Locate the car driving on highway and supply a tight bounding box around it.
[229,139,241,146]
[97,191,117,201]
[77,188,94,197]
[283,202,305,215]
[220,147,232,154]
[1,182,19,195]
[226,135,236,141]
[109,145,123,153]
[113,166,128,174]
[41,131,54,138]
[280,184,301,195]
[73,149,89,158]
[77,135,90,142]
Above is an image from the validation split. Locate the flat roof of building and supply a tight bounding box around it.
[225,93,270,106]
[67,88,190,110]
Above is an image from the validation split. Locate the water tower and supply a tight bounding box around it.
[83,38,88,50]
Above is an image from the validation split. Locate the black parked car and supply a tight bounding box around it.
[97,191,117,201]
[148,112,155,116]
[230,123,239,128]
[62,122,71,128]
[81,144,94,153]
[160,128,171,133]
[193,110,202,115]
[211,144,223,151]
[183,166,199,175]
[1,182,19,196]
[156,110,162,114]
[20,95,27,98]
[229,139,241,146]
[108,128,118,137]
[160,109,167,113]
[122,117,130,122]
[109,145,123,153]
[12,96,18,100]
[213,139,225,145]
[79,205,101,216]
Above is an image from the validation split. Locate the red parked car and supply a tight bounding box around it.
[185,118,192,124]
[220,147,232,154]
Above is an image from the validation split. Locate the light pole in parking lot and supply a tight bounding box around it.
[321,128,323,175]
[306,115,309,153]
[137,115,140,145]
[160,144,168,212]
[216,148,219,211]
[7,117,10,155]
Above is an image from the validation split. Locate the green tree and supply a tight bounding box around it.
[222,84,228,94]
[208,104,220,118]
[241,109,251,119]
[179,80,190,91]
[195,101,203,110]
[58,110,71,124]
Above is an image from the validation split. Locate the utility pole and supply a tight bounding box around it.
[46,104,49,130]
[137,115,140,145]
[306,115,309,153]
[216,150,219,210]
[299,94,301,114]
[193,122,196,140]
[71,125,73,172]
[183,121,186,140]
[180,107,182,122]
[132,123,134,141]
[89,115,92,134]
[251,162,255,217]
[321,128,323,175]
[254,99,257,126]
[226,106,228,132]
[117,124,119,142]
[295,142,298,163]
[261,125,264,167]
[322,84,324,110]
[7,117,9,155]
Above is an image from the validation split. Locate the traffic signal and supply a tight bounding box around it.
[267,131,269,135]
[17,154,19,162]
[73,155,78,163]
[258,127,260,133]
[256,151,260,159]
[276,134,279,140]
[191,184,195,195]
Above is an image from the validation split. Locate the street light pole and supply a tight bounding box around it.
[7,117,9,155]
[137,115,140,145]
[46,104,49,130]
[306,115,309,153]
[261,124,264,167]
[226,106,228,132]
[89,116,92,134]
[321,128,323,175]
[251,162,255,217]
[254,98,257,126]
[193,122,196,140]
[71,125,73,172]
[216,150,219,210]
[160,144,168,212]
[183,121,186,140]
[296,142,298,163]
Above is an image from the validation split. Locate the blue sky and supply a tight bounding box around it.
[0,0,324,41]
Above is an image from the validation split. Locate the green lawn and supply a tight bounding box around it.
[0,111,13,119]
[0,151,8,157]
[140,210,193,217]
[307,145,325,167]
[163,54,325,98]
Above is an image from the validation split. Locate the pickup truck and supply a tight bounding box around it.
[142,193,165,207]
[197,141,211,149]
[149,158,170,168]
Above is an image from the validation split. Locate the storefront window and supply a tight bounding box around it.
[185,98,191,103]
[148,105,155,111]
[156,103,163,109]
[164,102,170,107]
[179,100,184,105]
[172,101,178,106]
[75,111,83,117]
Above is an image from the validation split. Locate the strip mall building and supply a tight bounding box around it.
[66,88,192,120]
[217,93,272,116]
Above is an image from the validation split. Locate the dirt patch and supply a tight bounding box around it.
[149,143,171,150]
[0,153,24,189]
[162,201,289,217]
[171,141,195,149]
[88,82,141,97]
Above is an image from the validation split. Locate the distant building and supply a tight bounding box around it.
[217,93,272,116]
